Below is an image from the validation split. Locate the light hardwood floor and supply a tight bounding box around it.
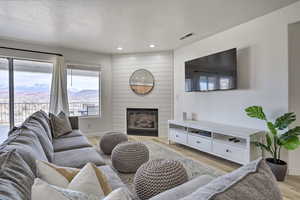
[88,135,300,200]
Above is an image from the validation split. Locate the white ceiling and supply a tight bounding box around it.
[0,0,298,54]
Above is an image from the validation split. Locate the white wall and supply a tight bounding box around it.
[112,52,173,138]
[174,2,300,173]
[0,39,112,135]
[288,22,300,176]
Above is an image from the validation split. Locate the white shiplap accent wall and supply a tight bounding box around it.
[112,51,173,137]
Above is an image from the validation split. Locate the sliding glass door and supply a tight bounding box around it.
[13,59,53,125]
[0,58,53,129]
[0,58,10,140]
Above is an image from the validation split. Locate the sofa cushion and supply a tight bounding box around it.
[68,163,108,196]
[36,161,126,191]
[22,116,54,161]
[53,135,92,152]
[32,178,103,200]
[49,112,73,138]
[36,160,78,187]
[181,159,282,200]
[0,127,49,174]
[0,150,35,200]
[53,147,105,168]
[68,116,79,130]
[97,165,126,190]
[36,160,112,196]
[150,175,214,200]
[58,130,83,138]
[31,110,53,142]
[103,187,133,200]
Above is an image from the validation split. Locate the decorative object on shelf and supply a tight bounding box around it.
[182,112,187,120]
[99,132,128,155]
[134,159,188,200]
[129,69,154,95]
[245,105,300,181]
[191,113,198,121]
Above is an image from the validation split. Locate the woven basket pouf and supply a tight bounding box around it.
[99,132,128,155]
[134,159,188,200]
[112,142,149,173]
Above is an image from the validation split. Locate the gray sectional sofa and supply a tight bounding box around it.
[0,110,124,200]
[0,110,283,200]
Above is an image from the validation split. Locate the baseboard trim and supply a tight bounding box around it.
[288,168,300,176]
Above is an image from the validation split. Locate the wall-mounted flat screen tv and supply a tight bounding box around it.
[185,48,237,92]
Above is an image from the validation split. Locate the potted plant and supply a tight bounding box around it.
[245,106,300,181]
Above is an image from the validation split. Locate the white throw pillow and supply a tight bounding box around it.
[103,188,133,200]
[36,161,112,196]
[32,178,103,200]
[36,160,73,187]
[68,162,104,196]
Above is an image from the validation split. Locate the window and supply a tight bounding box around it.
[14,59,53,125]
[67,65,100,117]
[0,58,53,135]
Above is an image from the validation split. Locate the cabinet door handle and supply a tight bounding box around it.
[175,135,179,137]
[226,149,231,153]
[196,141,201,144]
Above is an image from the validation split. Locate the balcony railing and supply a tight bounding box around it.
[0,102,99,124]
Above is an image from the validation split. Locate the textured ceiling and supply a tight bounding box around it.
[0,0,298,54]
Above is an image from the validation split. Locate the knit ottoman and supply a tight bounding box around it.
[111,142,149,173]
[134,159,188,200]
[99,132,128,155]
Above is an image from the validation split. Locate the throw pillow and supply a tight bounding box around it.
[1,127,49,174]
[36,160,79,187]
[103,188,133,200]
[36,160,112,196]
[181,159,283,200]
[68,162,104,196]
[49,111,73,138]
[0,150,35,200]
[32,178,103,200]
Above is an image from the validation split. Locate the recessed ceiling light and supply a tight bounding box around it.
[149,44,155,48]
[117,47,123,51]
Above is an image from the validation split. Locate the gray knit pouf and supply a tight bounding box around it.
[112,142,149,173]
[100,132,128,155]
[134,159,188,200]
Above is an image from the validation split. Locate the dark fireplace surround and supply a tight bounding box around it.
[126,108,158,137]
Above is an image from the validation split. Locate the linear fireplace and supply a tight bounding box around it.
[126,108,158,136]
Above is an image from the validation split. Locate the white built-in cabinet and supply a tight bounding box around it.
[168,120,265,165]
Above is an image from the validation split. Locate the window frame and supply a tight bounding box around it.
[66,63,101,119]
[0,56,54,128]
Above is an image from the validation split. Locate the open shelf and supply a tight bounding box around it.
[168,120,264,165]
[213,133,247,148]
[169,124,186,130]
[188,127,212,138]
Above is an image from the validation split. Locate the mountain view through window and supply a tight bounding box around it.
[67,68,100,117]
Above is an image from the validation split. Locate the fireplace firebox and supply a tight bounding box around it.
[126,108,158,136]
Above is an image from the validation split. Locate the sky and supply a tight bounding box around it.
[0,70,98,91]
[0,58,99,91]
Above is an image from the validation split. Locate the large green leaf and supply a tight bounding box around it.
[245,106,266,120]
[285,126,300,136]
[282,135,300,150]
[267,122,277,136]
[275,112,296,130]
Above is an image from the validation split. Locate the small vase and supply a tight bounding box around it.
[265,158,287,182]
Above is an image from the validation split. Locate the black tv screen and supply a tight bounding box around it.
[185,48,237,92]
